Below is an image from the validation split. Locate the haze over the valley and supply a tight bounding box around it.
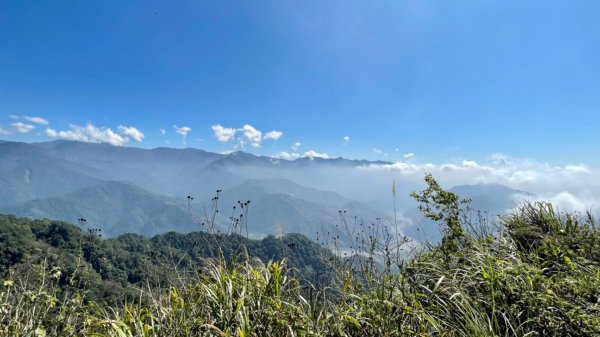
[0,138,597,245]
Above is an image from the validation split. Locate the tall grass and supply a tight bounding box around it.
[2,175,600,336]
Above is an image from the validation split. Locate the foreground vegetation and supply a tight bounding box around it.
[2,174,600,336]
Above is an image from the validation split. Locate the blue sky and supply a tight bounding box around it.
[1,0,599,164]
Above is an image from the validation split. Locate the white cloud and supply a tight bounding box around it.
[174,125,191,137]
[264,130,283,140]
[239,124,262,147]
[0,127,10,135]
[211,124,237,142]
[359,161,421,174]
[513,191,595,213]
[461,160,479,169]
[211,124,280,147]
[272,150,334,160]
[403,153,415,160]
[343,136,350,144]
[118,126,144,142]
[564,164,590,174]
[548,192,590,211]
[439,163,460,171]
[273,151,301,160]
[160,129,166,135]
[45,124,127,146]
[292,142,301,151]
[303,150,331,159]
[11,122,35,134]
[22,116,49,125]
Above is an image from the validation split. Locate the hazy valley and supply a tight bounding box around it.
[0,140,526,242]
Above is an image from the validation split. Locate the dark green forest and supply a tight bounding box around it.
[0,214,335,306]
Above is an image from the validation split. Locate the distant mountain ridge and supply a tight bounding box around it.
[0,140,393,240]
[0,140,530,243]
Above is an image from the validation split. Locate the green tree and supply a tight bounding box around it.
[411,173,470,249]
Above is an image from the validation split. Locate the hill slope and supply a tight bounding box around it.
[0,181,198,237]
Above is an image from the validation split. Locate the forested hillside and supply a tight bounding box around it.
[0,214,335,306]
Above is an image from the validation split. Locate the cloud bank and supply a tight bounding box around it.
[45,124,144,146]
[357,154,600,212]
[273,150,333,160]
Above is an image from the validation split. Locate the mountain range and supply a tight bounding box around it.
[0,140,528,243]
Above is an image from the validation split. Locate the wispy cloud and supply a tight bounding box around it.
[11,122,35,134]
[160,128,166,135]
[173,125,192,146]
[343,136,350,144]
[173,125,191,137]
[0,119,45,135]
[10,115,49,125]
[23,116,48,125]
[292,142,301,151]
[373,148,388,156]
